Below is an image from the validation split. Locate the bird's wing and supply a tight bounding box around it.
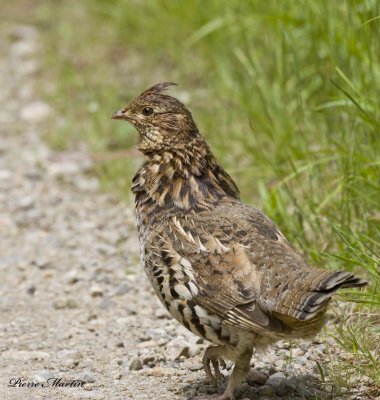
[152,204,299,334]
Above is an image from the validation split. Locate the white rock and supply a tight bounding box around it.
[90,285,104,297]
[12,25,39,41]
[11,40,38,58]
[0,169,12,180]
[166,337,190,360]
[34,369,55,383]
[21,101,51,122]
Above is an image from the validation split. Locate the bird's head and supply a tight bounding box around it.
[112,82,199,155]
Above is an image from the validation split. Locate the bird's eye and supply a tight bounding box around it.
[142,107,154,116]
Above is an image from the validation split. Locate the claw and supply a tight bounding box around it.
[219,358,227,370]
[211,359,222,381]
[202,349,227,387]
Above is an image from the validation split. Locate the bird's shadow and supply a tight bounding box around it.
[183,370,337,400]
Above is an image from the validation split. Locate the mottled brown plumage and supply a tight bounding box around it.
[112,82,367,400]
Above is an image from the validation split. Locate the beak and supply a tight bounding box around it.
[112,108,127,120]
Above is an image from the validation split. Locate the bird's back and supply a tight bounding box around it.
[142,199,366,339]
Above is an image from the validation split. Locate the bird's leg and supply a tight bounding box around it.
[202,345,227,386]
[219,347,253,400]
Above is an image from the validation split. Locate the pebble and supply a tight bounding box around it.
[99,297,117,310]
[276,378,296,397]
[258,385,276,396]
[188,344,201,357]
[21,101,51,122]
[136,339,158,349]
[17,195,35,210]
[267,371,286,386]
[246,369,268,386]
[154,307,171,319]
[27,285,36,295]
[11,40,38,58]
[53,298,78,309]
[181,360,203,371]
[110,282,130,296]
[142,356,155,365]
[166,337,190,360]
[275,359,285,369]
[57,349,83,361]
[33,369,55,383]
[145,328,166,338]
[34,257,51,269]
[129,357,143,371]
[11,24,39,41]
[79,369,96,383]
[0,169,12,180]
[297,355,308,366]
[65,269,80,284]
[90,284,104,297]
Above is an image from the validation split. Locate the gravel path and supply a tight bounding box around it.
[0,22,372,400]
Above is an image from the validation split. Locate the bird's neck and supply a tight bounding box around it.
[132,136,240,214]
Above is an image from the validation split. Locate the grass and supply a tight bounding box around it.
[32,0,380,395]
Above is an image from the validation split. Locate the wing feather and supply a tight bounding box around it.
[164,210,286,334]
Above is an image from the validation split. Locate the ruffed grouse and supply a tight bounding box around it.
[112,82,367,400]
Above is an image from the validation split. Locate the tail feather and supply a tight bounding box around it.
[296,270,368,321]
[316,270,368,291]
[274,269,368,324]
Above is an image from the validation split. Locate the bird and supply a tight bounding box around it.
[112,82,367,400]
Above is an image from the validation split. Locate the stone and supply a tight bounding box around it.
[129,357,143,371]
[57,349,83,361]
[11,40,38,58]
[154,307,171,319]
[110,282,130,296]
[90,285,104,297]
[136,340,158,349]
[34,257,51,269]
[17,196,35,210]
[79,369,96,383]
[21,101,51,122]
[65,269,79,284]
[276,378,296,397]
[258,385,276,396]
[267,371,286,386]
[145,328,166,338]
[53,298,78,309]
[27,285,36,295]
[11,25,39,41]
[142,356,155,365]
[48,161,81,177]
[246,369,268,386]
[181,360,203,371]
[33,369,55,383]
[166,337,190,360]
[99,298,117,310]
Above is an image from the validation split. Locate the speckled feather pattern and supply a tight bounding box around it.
[113,82,367,400]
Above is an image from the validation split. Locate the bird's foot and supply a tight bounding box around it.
[202,346,227,387]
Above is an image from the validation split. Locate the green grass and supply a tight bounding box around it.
[35,0,379,394]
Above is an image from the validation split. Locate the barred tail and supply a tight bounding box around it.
[274,269,368,326]
[294,270,367,321]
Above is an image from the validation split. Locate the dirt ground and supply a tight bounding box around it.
[0,16,374,400]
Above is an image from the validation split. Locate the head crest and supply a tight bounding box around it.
[141,82,177,97]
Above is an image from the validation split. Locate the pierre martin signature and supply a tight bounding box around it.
[8,377,85,388]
